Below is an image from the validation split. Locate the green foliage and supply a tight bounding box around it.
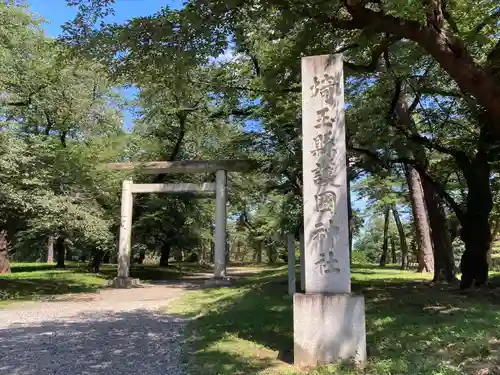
[6,0,500,272]
[0,4,128,262]
[351,250,368,264]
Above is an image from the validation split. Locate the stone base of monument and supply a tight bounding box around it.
[293,293,366,367]
[204,277,232,287]
[108,277,140,288]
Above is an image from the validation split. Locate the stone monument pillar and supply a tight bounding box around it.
[293,54,366,366]
[287,233,296,295]
[299,232,305,291]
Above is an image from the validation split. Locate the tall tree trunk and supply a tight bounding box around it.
[210,240,214,263]
[56,236,65,268]
[393,206,409,270]
[200,244,206,263]
[460,151,492,289]
[136,250,146,264]
[0,230,11,274]
[487,216,500,267]
[268,245,277,264]
[405,164,433,272]
[380,207,390,267]
[255,240,262,263]
[410,238,417,265]
[47,236,54,264]
[65,247,72,261]
[90,249,104,273]
[391,236,397,264]
[421,176,456,282]
[159,242,171,267]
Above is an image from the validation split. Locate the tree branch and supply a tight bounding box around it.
[340,1,500,129]
[424,0,444,30]
[209,106,260,119]
[343,35,401,73]
[418,85,463,98]
[169,113,187,161]
[408,92,421,113]
[388,77,402,120]
[391,120,467,160]
[349,145,464,220]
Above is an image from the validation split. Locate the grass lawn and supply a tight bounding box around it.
[0,261,213,308]
[0,263,108,307]
[167,265,500,375]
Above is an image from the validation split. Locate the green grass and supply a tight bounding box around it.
[96,262,214,281]
[0,263,108,307]
[0,261,213,307]
[167,265,500,375]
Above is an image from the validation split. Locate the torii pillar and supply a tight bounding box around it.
[214,169,227,279]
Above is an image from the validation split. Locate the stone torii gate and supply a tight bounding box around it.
[106,160,255,288]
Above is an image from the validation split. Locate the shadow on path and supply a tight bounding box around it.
[0,310,187,375]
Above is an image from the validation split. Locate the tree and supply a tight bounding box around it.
[58,0,500,289]
[174,0,499,288]
[379,206,390,266]
[405,164,434,273]
[392,205,409,270]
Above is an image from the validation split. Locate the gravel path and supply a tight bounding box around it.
[0,282,199,375]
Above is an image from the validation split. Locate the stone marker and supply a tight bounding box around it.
[287,233,296,295]
[299,232,305,292]
[293,54,366,366]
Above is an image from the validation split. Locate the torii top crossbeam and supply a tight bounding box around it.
[106,159,258,175]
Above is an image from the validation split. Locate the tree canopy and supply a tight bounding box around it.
[0,0,499,289]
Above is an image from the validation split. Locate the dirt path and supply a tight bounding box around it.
[0,281,199,375]
[0,266,268,375]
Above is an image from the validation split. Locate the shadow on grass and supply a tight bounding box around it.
[1,262,219,305]
[0,276,102,301]
[351,263,403,271]
[185,271,500,375]
[84,262,214,281]
[10,264,58,273]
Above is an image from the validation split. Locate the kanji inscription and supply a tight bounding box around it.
[311,222,328,242]
[315,108,334,128]
[302,54,350,293]
[314,190,336,213]
[315,251,340,274]
[312,157,338,186]
[310,73,340,106]
[311,131,337,158]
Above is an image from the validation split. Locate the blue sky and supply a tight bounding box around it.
[28,0,368,215]
[28,0,185,130]
[29,0,184,36]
